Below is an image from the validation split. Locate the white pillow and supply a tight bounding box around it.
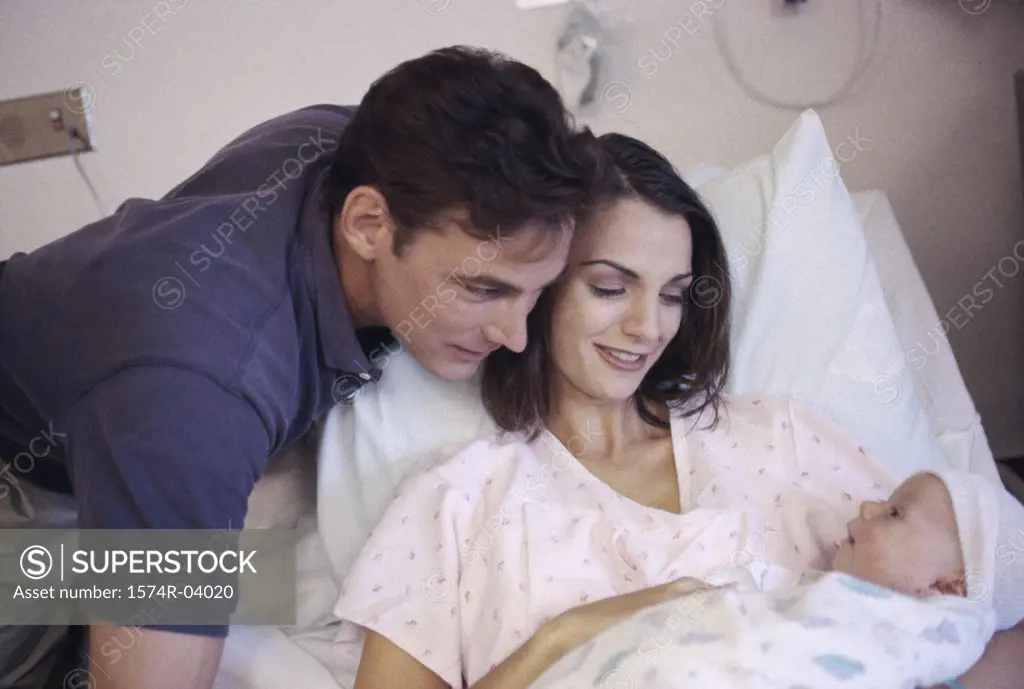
[852,191,998,480]
[698,109,949,477]
[313,353,498,621]
[310,109,951,596]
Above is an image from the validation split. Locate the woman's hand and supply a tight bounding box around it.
[469,577,721,689]
[540,577,719,659]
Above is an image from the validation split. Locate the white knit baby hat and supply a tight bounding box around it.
[931,469,1024,630]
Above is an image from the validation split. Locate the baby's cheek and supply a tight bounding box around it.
[922,528,964,574]
[875,540,936,594]
[879,549,916,585]
[854,542,898,586]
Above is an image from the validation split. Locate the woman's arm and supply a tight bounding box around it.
[955,622,1024,689]
[923,623,1024,689]
[353,630,451,689]
[468,623,570,689]
[470,577,713,689]
[352,624,566,689]
[350,578,711,689]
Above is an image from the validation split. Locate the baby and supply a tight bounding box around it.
[535,470,1024,689]
[833,469,1023,620]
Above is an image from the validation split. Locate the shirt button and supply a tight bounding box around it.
[359,372,371,381]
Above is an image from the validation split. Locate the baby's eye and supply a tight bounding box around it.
[889,506,901,518]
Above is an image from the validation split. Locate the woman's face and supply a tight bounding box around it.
[550,197,693,404]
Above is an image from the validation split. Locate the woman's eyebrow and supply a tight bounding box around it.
[578,259,639,279]
[580,260,693,286]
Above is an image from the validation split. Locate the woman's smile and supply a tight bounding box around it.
[595,344,649,372]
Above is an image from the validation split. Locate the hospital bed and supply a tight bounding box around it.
[212,110,1010,689]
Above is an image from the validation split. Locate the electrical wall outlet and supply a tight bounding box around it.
[0,87,96,167]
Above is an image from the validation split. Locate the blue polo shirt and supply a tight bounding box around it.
[0,104,394,637]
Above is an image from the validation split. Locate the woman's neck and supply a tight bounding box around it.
[546,380,666,465]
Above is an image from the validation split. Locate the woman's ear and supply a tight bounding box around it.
[930,574,968,598]
[335,186,395,261]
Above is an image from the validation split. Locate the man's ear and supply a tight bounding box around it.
[335,186,395,261]
[931,575,968,597]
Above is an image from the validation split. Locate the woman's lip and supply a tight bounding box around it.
[453,345,491,361]
[598,344,649,356]
[595,344,647,371]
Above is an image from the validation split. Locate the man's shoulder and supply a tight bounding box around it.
[239,104,356,139]
[1,104,354,304]
[162,104,353,201]
[195,103,355,159]
[0,195,306,423]
[0,105,354,363]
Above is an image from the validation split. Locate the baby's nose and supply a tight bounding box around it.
[859,500,885,520]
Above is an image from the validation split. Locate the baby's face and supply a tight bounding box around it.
[832,472,966,597]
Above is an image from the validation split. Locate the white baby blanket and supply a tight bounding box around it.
[532,565,996,689]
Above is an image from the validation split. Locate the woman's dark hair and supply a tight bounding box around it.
[323,45,610,254]
[481,132,733,439]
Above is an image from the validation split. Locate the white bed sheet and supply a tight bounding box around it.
[212,189,1000,689]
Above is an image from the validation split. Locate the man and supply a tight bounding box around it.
[0,45,608,688]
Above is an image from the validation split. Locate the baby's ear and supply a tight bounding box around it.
[931,575,967,598]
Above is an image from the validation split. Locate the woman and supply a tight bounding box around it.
[329,134,1010,689]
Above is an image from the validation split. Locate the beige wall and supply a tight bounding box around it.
[1,0,1022,455]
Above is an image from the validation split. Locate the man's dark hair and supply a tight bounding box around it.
[481,132,733,438]
[324,45,608,253]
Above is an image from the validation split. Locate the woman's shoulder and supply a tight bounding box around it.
[396,429,543,498]
[669,392,842,438]
[669,392,796,425]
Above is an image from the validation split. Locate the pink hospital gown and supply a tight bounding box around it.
[332,395,901,688]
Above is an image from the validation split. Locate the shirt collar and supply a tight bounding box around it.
[299,166,383,382]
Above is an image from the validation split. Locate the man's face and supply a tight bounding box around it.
[372,211,570,381]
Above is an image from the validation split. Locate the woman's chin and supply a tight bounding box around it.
[584,382,641,404]
[566,362,646,405]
